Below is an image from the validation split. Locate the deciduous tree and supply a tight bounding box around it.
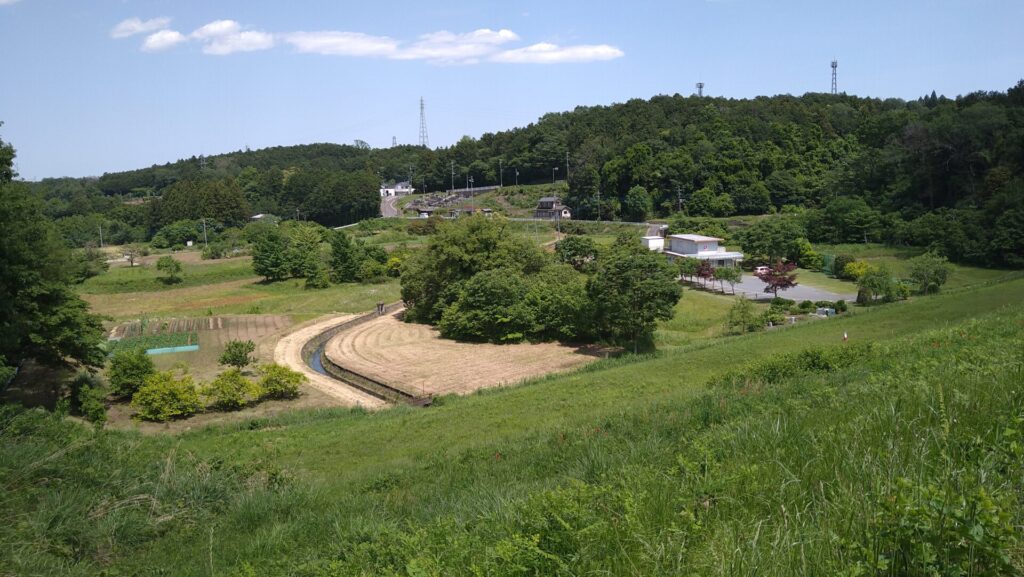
[756,260,799,297]
[588,243,681,352]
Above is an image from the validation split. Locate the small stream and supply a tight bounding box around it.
[307,342,328,375]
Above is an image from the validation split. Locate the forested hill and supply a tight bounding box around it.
[27,80,1024,265]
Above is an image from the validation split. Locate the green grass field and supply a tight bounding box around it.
[79,256,256,294]
[13,228,1024,575]
[5,276,1022,575]
[83,277,402,321]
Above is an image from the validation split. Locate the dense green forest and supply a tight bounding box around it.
[18,79,1024,266]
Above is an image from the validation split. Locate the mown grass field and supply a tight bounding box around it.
[4,277,1022,575]
[79,254,256,294]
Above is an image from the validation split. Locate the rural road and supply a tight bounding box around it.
[380,195,399,217]
[274,315,386,409]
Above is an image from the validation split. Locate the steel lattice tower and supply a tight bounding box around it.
[696,82,704,97]
[418,97,429,148]
[831,60,838,95]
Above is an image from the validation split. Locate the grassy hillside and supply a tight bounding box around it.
[3,277,1023,575]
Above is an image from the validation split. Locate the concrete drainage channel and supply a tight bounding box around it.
[301,304,431,407]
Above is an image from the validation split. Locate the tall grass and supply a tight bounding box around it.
[6,308,1019,575]
[4,281,1023,575]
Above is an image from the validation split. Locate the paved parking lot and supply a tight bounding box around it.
[729,276,857,302]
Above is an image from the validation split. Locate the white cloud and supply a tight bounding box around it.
[491,42,624,64]
[111,16,172,39]
[284,31,398,57]
[191,19,241,40]
[0,0,23,6]
[118,17,623,64]
[394,28,518,63]
[203,31,275,55]
[141,29,186,52]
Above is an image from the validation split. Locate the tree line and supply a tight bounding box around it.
[20,79,1024,267]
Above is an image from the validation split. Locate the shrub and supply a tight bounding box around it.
[204,369,262,411]
[356,259,387,283]
[68,371,107,427]
[305,265,331,289]
[770,297,795,307]
[132,372,201,422]
[78,384,108,427]
[907,251,951,294]
[107,348,155,398]
[201,242,227,260]
[156,255,183,284]
[258,364,305,400]
[726,298,761,334]
[219,340,256,369]
[762,308,787,326]
[385,256,403,277]
[832,254,856,278]
[835,299,848,313]
[798,300,815,311]
[841,260,873,281]
[857,265,902,305]
[814,300,835,309]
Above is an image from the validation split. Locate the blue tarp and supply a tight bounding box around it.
[145,344,199,355]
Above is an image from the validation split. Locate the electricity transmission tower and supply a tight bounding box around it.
[696,82,704,97]
[419,97,429,148]
[831,60,838,95]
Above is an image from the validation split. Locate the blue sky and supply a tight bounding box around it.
[1,0,1022,180]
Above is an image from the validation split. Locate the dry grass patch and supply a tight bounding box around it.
[324,311,602,397]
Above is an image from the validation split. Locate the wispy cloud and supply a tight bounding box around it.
[111,16,171,39]
[284,31,398,57]
[0,0,23,6]
[491,43,624,64]
[116,17,623,64]
[203,31,275,55]
[141,29,186,52]
[190,19,241,40]
[188,20,274,55]
[394,28,519,64]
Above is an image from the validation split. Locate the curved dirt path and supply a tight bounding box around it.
[274,315,387,409]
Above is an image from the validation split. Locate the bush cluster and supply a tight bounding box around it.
[124,359,306,422]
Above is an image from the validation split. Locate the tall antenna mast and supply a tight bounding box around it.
[831,60,838,95]
[696,82,704,97]
[419,97,429,148]
[392,136,397,147]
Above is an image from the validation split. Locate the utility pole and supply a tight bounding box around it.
[552,166,558,184]
[469,176,474,212]
[596,188,601,221]
[498,159,503,188]
[450,160,455,193]
[202,218,208,245]
[676,186,683,213]
[98,224,103,248]
[565,151,570,184]
[515,168,519,187]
